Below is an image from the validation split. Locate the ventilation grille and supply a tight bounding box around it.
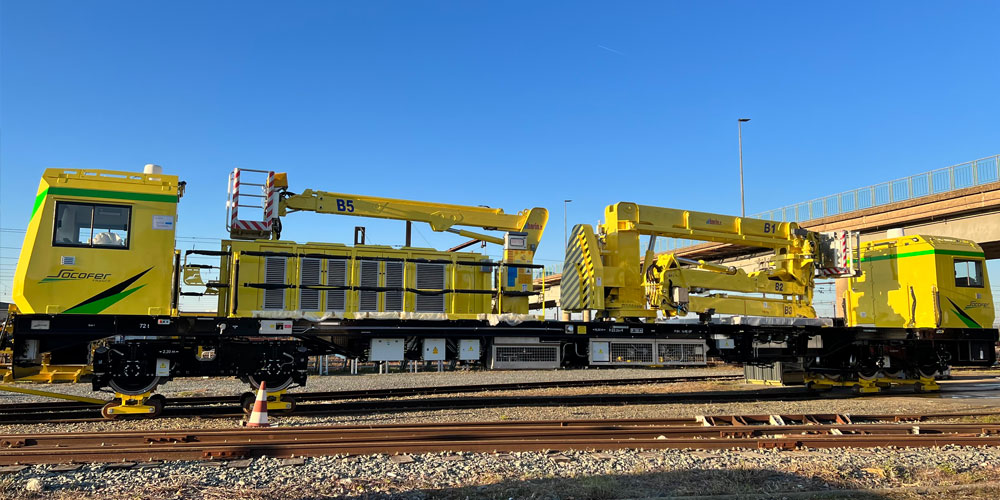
[326,259,347,311]
[494,345,558,362]
[658,344,685,363]
[299,258,321,311]
[263,257,286,310]
[491,344,561,369]
[592,340,707,366]
[655,343,705,363]
[384,261,403,312]
[415,263,445,312]
[610,342,655,364]
[359,260,379,311]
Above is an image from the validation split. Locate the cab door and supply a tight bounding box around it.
[946,257,993,329]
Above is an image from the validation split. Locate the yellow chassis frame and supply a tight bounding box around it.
[805,374,940,393]
[103,392,159,416]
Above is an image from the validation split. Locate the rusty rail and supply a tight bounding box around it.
[0,374,756,424]
[2,414,999,465]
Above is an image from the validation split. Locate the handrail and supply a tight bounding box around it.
[659,154,1000,252]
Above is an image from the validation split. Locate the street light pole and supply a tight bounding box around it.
[563,199,573,249]
[738,118,751,217]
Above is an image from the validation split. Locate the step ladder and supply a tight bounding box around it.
[227,168,279,240]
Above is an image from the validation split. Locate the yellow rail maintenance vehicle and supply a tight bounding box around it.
[4,165,550,416]
[2,167,996,419]
[562,202,996,392]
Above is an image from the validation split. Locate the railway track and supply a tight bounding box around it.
[0,386,969,425]
[1,387,866,425]
[0,374,743,423]
[2,413,999,465]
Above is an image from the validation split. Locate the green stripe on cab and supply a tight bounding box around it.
[47,187,178,204]
[860,249,985,262]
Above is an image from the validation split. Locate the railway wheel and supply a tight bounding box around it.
[101,400,121,420]
[109,375,163,396]
[858,367,880,380]
[240,391,256,414]
[279,395,297,414]
[147,394,166,418]
[246,374,294,392]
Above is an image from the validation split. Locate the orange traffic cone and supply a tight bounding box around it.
[246,381,269,428]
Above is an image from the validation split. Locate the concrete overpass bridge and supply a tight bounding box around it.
[532,154,1000,313]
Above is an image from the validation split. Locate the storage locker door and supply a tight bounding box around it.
[299,258,321,311]
[326,259,347,311]
[359,260,380,311]
[384,261,403,311]
[263,256,286,310]
[415,263,445,312]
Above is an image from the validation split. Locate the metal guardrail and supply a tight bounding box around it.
[754,154,1000,222]
[658,154,1000,253]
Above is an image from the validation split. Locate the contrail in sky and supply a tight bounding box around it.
[597,44,626,56]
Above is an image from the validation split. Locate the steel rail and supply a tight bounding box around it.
[0,386,845,424]
[2,418,999,465]
[7,422,1000,448]
[2,374,995,425]
[0,374,743,421]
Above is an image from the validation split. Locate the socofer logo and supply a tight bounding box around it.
[39,269,112,284]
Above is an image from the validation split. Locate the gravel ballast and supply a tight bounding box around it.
[2,368,1000,499]
[1,444,999,499]
[2,367,999,434]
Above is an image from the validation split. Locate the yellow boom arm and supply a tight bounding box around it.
[562,202,817,320]
[279,189,548,253]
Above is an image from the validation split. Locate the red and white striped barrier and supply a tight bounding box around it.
[264,171,277,222]
[229,168,277,234]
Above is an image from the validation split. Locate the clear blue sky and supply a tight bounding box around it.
[1,1,999,310]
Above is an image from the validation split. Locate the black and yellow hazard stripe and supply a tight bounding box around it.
[63,268,153,314]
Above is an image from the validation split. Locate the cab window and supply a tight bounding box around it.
[954,258,984,288]
[53,202,130,249]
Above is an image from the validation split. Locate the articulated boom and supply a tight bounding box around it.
[278,189,548,262]
[563,202,845,320]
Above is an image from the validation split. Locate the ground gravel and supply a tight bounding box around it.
[3,368,1000,499]
[1,444,999,499]
[2,367,999,434]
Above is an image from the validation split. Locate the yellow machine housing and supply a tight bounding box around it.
[277,189,546,314]
[845,235,994,329]
[214,240,495,319]
[13,168,180,315]
[221,170,549,315]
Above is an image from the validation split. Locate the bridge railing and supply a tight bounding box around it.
[656,154,999,253]
[754,154,1000,222]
